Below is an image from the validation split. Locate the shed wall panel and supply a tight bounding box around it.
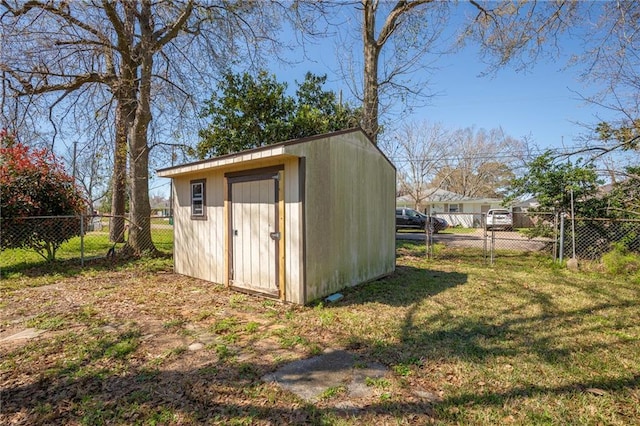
[285,132,396,302]
[282,157,303,304]
[172,174,225,283]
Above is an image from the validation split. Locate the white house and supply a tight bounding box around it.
[397,189,505,227]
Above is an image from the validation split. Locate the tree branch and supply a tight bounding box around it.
[152,0,194,51]
[377,1,433,48]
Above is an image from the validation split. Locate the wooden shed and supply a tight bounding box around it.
[157,128,396,304]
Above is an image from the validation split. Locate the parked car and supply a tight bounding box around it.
[419,212,448,233]
[486,208,513,230]
[395,208,448,233]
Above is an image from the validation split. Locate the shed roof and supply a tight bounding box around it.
[157,128,393,178]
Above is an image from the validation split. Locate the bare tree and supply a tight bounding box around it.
[392,122,529,208]
[61,129,112,215]
[392,120,451,209]
[331,0,451,143]
[467,1,639,159]
[1,0,281,255]
[433,127,528,198]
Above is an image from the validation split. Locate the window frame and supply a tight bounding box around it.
[190,179,206,220]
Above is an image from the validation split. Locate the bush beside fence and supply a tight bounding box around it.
[560,216,640,261]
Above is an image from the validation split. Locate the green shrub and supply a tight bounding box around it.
[602,243,640,275]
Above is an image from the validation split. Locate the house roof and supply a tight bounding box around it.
[157,128,394,178]
[513,197,539,208]
[398,189,502,204]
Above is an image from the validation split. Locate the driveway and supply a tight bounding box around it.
[397,229,553,251]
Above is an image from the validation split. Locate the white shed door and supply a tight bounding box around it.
[230,178,279,296]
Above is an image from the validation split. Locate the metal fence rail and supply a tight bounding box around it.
[421,212,637,265]
[559,216,640,261]
[0,215,173,274]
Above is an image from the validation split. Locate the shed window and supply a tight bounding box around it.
[191,179,206,219]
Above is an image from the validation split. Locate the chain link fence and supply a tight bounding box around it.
[4,213,637,275]
[1,215,173,275]
[420,212,557,264]
[418,212,638,265]
[559,216,640,261]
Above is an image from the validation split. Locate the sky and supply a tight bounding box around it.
[270,5,612,156]
[152,3,623,197]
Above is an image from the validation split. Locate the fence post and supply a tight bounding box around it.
[80,214,85,267]
[558,213,565,263]
[553,212,558,261]
[425,216,432,259]
[482,213,488,265]
[490,228,495,265]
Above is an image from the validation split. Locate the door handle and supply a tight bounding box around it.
[270,232,280,240]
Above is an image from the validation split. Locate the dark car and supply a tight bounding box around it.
[396,208,448,233]
[418,212,448,233]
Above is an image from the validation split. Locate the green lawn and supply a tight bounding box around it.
[0,228,173,278]
[1,242,638,424]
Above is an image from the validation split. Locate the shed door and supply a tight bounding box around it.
[230,177,279,296]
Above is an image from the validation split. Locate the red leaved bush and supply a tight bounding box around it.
[1,129,88,261]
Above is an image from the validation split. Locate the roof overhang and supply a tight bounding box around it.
[157,145,298,178]
[157,128,395,179]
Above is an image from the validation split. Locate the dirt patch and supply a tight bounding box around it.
[264,349,388,403]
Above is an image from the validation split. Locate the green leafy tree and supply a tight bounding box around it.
[605,166,640,219]
[291,73,361,139]
[1,130,88,261]
[595,120,640,155]
[505,152,604,217]
[196,71,360,158]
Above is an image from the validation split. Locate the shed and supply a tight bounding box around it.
[157,128,396,304]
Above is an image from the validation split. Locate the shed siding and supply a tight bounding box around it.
[286,131,395,302]
[171,157,304,303]
[172,173,225,282]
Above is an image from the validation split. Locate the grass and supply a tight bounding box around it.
[439,227,479,234]
[0,228,174,279]
[1,242,639,425]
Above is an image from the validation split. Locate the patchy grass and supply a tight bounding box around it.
[440,227,478,234]
[1,242,638,425]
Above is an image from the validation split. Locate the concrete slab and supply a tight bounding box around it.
[0,328,45,342]
[263,349,388,402]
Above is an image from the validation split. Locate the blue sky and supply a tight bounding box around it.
[154,4,622,197]
[419,45,601,151]
[270,6,612,155]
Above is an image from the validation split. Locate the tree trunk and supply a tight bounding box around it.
[127,1,156,256]
[109,3,138,244]
[110,103,128,243]
[362,0,380,144]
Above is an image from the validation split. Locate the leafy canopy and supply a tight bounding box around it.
[505,152,604,216]
[195,71,361,158]
[1,129,88,261]
[605,166,640,219]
